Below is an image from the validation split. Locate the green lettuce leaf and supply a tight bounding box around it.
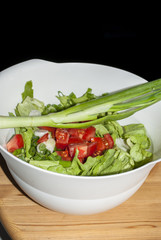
[92,149,116,176]
[22,128,34,160]
[48,165,68,174]
[14,81,44,117]
[123,123,152,166]
[78,155,102,176]
[16,96,45,116]
[94,124,109,137]
[104,121,124,142]
[30,160,59,170]
[123,123,146,138]
[100,149,134,175]
[66,151,82,175]
[22,80,33,101]
[49,152,72,168]
[56,88,96,109]
[130,144,152,163]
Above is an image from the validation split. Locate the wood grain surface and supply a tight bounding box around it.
[0,154,161,240]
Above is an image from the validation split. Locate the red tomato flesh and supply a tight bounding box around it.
[68,137,85,145]
[39,126,56,138]
[55,128,70,150]
[91,137,106,152]
[104,133,114,149]
[6,134,24,153]
[87,142,97,156]
[82,126,96,141]
[56,150,72,161]
[68,143,88,161]
[67,128,85,138]
[67,126,96,141]
[37,133,49,143]
[68,142,97,162]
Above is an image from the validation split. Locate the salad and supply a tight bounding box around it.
[5,81,153,176]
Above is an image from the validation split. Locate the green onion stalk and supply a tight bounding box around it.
[0,79,161,129]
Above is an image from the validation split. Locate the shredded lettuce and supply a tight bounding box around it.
[21,128,34,160]
[21,80,34,101]
[56,88,96,108]
[94,124,109,137]
[16,96,45,117]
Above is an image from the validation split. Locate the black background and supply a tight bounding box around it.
[0,7,161,81]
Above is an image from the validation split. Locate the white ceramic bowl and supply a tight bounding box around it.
[0,59,161,215]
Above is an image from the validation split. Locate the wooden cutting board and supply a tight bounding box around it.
[0,154,161,240]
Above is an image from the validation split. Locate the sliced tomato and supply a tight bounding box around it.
[67,128,86,139]
[6,134,24,153]
[37,133,49,143]
[55,128,70,150]
[68,142,97,163]
[90,137,106,152]
[87,142,97,156]
[39,126,56,138]
[82,126,96,141]
[103,133,114,149]
[56,150,72,161]
[77,129,87,139]
[68,143,88,162]
[67,128,79,137]
[67,126,96,141]
[68,137,85,145]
